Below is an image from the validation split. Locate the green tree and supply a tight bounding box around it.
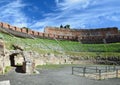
[60,25,63,28]
[64,24,70,29]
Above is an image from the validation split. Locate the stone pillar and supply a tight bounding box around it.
[23,61,35,74]
[26,61,32,74]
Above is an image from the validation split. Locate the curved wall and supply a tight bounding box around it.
[0,22,120,43]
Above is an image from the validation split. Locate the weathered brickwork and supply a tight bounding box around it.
[0,22,120,43]
[21,28,27,33]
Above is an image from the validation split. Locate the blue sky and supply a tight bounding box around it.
[0,0,120,32]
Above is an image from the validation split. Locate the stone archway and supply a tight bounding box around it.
[0,40,35,74]
[9,50,35,74]
[9,52,25,73]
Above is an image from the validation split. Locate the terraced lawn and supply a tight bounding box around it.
[0,32,120,57]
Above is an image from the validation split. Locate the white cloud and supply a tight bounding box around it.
[34,0,120,29]
[1,0,120,32]
[30,0,96,31]
[56,0,91,10]
[30,0,92,31]
[0,0,29,28]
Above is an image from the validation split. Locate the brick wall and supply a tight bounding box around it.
[33,31,39,36]
[21,28,27,33]
[44,27,120,43]
[0,22,120,43]
[15,27,21,32]
[38,32,44,37]
[49,33,54,39]
[0,22,3,27]
[2,23,10,29]
[10,26,15,30]
[28,30,33,35]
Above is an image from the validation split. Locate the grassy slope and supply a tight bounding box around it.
[0,32,120,57]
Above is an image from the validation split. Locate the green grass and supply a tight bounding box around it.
[4,66,11,73]
[36,64,64,69]
[36,64,81,69]
[0,32,120,57]
[36,64,102,70]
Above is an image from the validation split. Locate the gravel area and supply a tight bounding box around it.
[0,66,120,85]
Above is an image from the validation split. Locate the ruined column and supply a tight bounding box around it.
[23,60,35,74]
[22,51,35,74]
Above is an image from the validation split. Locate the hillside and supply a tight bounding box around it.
[0,32,120,57]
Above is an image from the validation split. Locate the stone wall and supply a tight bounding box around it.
[27,52,72,66]
[0,39,11,74]
[0,39,4,74]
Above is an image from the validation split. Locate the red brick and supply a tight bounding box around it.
[33,31,39,35]
[38,32,43,37]
[15,27,21,32]
[10,26,15,30]
[28,30,33,35]
[2,23,10,29]
[21,28,27,33]
[0,22,3,27]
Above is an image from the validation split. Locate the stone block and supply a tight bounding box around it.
[0,80,10,85]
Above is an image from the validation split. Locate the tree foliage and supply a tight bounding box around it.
[60,24,70,29]
[64,24,70,29]
[60,25,63,28]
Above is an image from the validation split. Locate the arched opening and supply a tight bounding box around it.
[10,54,15,66]
[9,53,25,73]
[9,51,35,74]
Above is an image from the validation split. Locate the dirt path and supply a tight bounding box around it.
[0,66,120,85]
